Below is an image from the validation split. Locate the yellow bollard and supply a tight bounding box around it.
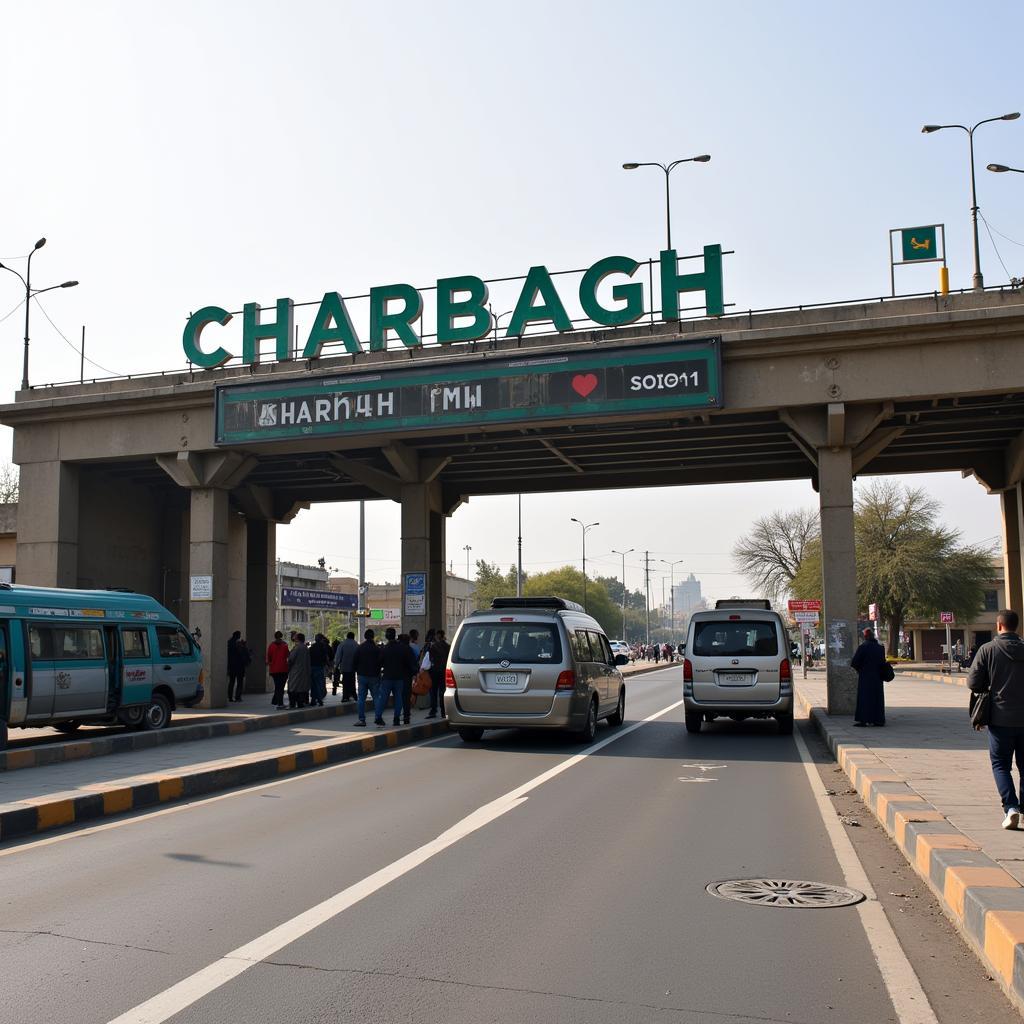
[939,266,949,295]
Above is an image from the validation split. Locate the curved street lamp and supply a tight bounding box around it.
[988,163,1024,174]
[660,558,685,643]
[0,237,79,390]
[921,112,1020,291]
[611,548,634,640]
[570,518,599,611]
[622,154,711,251]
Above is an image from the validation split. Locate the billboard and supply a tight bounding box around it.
[281,587,357,611]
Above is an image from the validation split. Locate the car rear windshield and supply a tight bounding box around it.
[453,623,562,664]
[692,621,778,657]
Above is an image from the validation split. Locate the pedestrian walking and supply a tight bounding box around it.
[309,633,330,706]
[334,631,358,701]
[378,627,416,727]
[968,609,1024,830]
[397,633,417,725]
[426,628,450,719]
[851,628,887,727]
[353,628,382,726]
[227,630,250,702]
[266,630,290,709]
[287,632,312,709]
[330,638,341,695]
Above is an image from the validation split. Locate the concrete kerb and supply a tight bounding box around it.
[0,718,452,843]
[796,689,1024,1015]
[0,699,369,773]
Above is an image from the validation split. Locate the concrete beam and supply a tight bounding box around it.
[1006,430,1024,488]
[852,426,907,474]
[539,438,584,474]
[329,456,401,501]
[156,451,256,490]
[826,403,845,449]
[383,441,420,483]
[1002,484,1024,613]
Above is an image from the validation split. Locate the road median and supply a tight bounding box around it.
[0,717,451,843]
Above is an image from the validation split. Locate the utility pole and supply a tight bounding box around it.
[358,501,365,627]
[516,494,523,597]
[644,551,651,647]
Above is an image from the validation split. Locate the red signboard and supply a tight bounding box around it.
[939,611,954,623]
[788,599,822,612]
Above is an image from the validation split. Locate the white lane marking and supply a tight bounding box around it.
[677,777,717,783]
[105,699,685,1024]
[0,733,453,859]
[793,725,938,1024]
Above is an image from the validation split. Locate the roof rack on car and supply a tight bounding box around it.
[490,596,586,613]
[714,599,772,610]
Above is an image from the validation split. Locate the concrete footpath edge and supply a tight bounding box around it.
[797,689,1024,1016]
[0,718,451,843]
[0,700,367,773]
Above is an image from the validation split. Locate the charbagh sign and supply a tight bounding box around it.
[184,247,724,368]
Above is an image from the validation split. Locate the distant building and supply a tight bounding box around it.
[276,560,331,637]
[672,573,702,615]
[328,572,475,637]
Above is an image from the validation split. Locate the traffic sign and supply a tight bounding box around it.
[868,603,878,622]
[794,611,819,624]
[788,599,822,612]
[939,611,954,623]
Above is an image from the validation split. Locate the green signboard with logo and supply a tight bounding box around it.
[900,226,938,262]
[214,339,722,445]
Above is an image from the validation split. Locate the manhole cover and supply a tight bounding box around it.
[706,878,864,908]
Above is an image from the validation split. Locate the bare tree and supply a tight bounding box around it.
[732,508,820,603]
[0,463,18,503]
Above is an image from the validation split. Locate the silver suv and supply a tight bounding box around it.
[682,600,794,735]
[444,597,629,743]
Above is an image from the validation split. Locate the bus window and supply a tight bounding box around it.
[156,626,192,658]
[121,627,150,659]
[0,626,7,689]
[51,626,104,660]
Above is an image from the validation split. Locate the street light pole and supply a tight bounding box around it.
[988,163,1024,175]
[622,154,711,251]
[0,237,80,391]
[569,518,598,611]
[922,112,1020,291]
[612,548,634,641]
[516,494,523,597]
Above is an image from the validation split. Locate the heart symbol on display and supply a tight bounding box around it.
[571,373,598,398]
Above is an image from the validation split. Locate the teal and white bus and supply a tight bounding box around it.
[0,583,205,748]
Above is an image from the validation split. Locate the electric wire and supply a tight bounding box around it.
[982,218,1024,249]
[0,298,25,325]
[31,297,119,377]
[979,212,1014,281]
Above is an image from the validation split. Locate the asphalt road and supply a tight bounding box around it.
[0,668,1014,1023]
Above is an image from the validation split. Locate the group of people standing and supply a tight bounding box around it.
[260,626,450,725]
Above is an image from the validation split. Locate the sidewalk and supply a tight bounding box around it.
[797,671,1024,1013]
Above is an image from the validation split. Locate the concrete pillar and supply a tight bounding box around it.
[189,487,230,708]
[15,460,79,586]
[245,519,276,693]
[1001,484,1024,614]
[818,447,857,715]
[400,482,447,639]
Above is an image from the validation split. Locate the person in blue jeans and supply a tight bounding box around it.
[377,627,417,727]
[969,609,1024,830]
[352,628,382,726]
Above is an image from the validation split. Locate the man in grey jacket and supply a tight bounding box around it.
[969,609,1024,830]
[333,631,359,701]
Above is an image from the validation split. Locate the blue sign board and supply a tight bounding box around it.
[281,587,357,611]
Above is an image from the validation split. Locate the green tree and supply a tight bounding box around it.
[732,508,820,604]
[523,566,619,636]
[791,481,994,656]
[472,559,520,610]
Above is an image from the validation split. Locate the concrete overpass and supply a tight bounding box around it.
[4,289,1024,713]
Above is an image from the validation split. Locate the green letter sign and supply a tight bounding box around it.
[660,246,723,319]
[243,297,294,364]
[506,265,573,337]
[369,284,423,351]
[579,256,644,327]
[303,292,363,358]
[437,275,491,344]
[183,306,233,368]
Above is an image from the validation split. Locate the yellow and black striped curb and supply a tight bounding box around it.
[798,691,1024,1015]
[0,699,369,774]
[0,718,451,843]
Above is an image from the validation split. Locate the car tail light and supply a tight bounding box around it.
[683,658,693,683]
[445,668,456,689]
[780,658,791,683]
[198,668,205,686]
[555,670,576,690]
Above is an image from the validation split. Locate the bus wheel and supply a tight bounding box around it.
[142,694,171,731]
[119,707,146,730]
[54,721,82,734]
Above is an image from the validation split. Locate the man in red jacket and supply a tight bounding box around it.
[266,630,290,710]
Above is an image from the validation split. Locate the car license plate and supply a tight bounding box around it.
[721,672,752,684]
[491,672,519,688]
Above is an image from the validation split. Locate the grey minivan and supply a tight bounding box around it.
[682,599,794,734]
[444,597,629,743]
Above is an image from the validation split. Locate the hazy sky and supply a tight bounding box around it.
[1,1,1019,600]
